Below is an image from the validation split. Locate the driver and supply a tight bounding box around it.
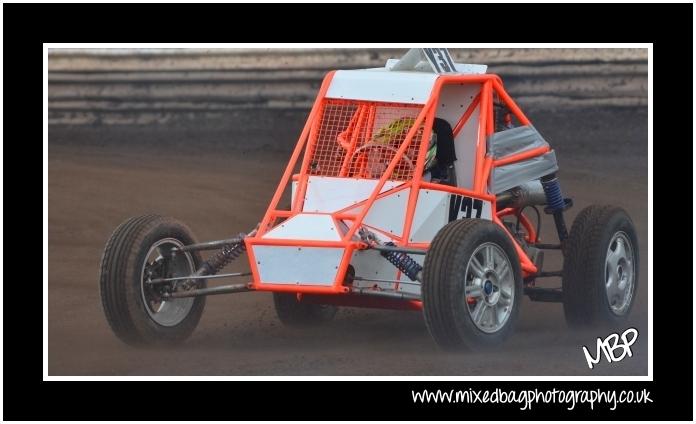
[370,116,456,183]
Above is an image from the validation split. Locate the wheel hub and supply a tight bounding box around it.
[464,243,515,333]
[483,279,493,295]
[604,231,635,316]
[482,271,502,305]
[140,238,196,327]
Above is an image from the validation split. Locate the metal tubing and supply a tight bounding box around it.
[174,237,245,253]
[163,283,250,299]
[146,272,251,285]
[353,276,421,286]
[452,93,481,137]
[349,286,421,300]
[367,244,427,255]
[551,211,569,242]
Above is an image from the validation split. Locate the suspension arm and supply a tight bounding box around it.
[162,283,251,299]
[367,244,428,255]
[146,272,251,285]
[172,236,247,253]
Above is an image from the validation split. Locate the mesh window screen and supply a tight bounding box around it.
[307,99,426,181]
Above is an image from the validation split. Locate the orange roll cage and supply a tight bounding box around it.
[245,72,548,301]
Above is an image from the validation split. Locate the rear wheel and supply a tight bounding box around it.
[422,219,523,350]
[562,205,639,328]
[99,215,206,345]
[273,293,338,327]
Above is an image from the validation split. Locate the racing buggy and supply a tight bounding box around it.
[99,49,639,350]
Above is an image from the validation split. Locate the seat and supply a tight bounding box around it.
[430,117,457,185]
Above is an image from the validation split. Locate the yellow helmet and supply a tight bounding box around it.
[373,116,437,170]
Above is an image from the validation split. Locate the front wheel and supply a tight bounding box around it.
[99,215,206,345]
[422,219,523,350]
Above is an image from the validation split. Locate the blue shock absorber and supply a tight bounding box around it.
[380,242,423,281]
[540,174,571,241]
[541,174,565,211]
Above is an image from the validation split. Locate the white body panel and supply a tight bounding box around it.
[406,190,493,244]
[302,176,403,213]
[350,248,399,285]
[262,213,341,241]
[448,194,493,221]
[254,246,342,286]
[291,180,297,204]
[255,188,493,291]
[326,70,438,104]
[362,187,409,237]
[408,189,450,243]
[435,83,482,190]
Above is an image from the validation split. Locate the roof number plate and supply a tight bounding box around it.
[422,48,458,74]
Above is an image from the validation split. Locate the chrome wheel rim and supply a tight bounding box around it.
[605,231,635,315]
[464,242,515,333]
[140,238,195,327]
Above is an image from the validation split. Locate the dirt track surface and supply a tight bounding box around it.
[48,109,648,376]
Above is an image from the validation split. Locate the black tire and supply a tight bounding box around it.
[562,205,639,328]
[273,293,338,327]
[99,215,206,345]
[422,219,523,350]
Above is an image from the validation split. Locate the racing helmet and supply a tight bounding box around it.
[373,116,438,171]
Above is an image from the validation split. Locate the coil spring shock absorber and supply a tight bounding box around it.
[178,233,249,290]
[380,242,423,281]
[541,174,565,211]
[201,235,248,275]
[540,174,572,241]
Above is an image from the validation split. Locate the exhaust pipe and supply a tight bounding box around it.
[496,180,547,209]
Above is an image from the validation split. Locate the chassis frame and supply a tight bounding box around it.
[156,72,570,310]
